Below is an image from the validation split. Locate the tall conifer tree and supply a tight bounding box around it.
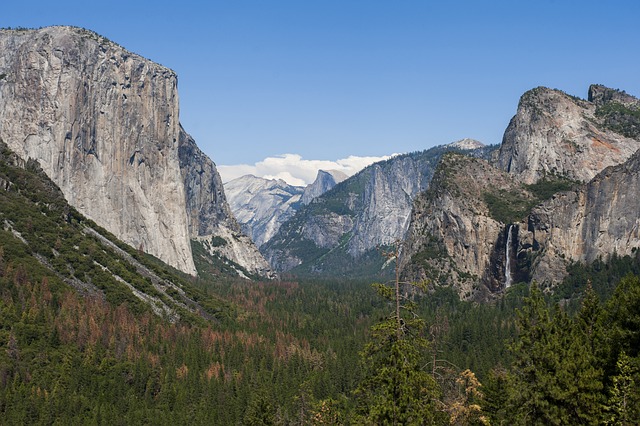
[354,245,444,425]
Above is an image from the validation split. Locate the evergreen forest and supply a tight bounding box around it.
[1,142,640,424]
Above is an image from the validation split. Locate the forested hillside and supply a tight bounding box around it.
[1,120,639,424]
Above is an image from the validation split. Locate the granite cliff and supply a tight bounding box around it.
[178,130,274,278]
[0,26,269,278]
[496,86,640,184]
[524,148,640,284]
[224,174,303,249]
[262,141,493,276]
[301,169,348,205]
[402,85,640,298]
[400,153,531,299]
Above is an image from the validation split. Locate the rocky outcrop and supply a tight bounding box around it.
[588,85,640,140]
[401,153,532,299]
[0,26,196,274]
[523,148,640,284]
[224,175,303,248]
[402,85,640,297]
[496,86,640,184]
[495,85,640,285]
[447,138,485,150]
[262,143,492,275]
[178,129,274,278]
[588,84,640,108]
[301,169,348,205]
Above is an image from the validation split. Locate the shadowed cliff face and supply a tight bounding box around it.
[178,128,275,278]
[496,86,640,184]
[178,127,238,237]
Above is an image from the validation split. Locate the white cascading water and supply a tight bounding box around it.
[505,224,513,288]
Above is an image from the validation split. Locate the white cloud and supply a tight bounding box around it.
[218,153,397,186]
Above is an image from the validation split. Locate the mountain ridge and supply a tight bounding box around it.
[261,142,495,276]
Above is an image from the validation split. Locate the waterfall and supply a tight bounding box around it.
[505,225,513,288]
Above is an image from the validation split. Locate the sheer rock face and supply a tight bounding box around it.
[0,26,196,274]
[301,170,347,205]
[401,154,528,299]
[224,175,304,248]
[263,153,435,273]
[346,157,428,255]
[496,86,640,184]
[178,128,238,237]
[495,85,640,285]
[179,133,274,278]
[525,149,640,283]
[262,144,491,274]
[402,87,640,296]
[401,150,640,297]
[0,26,272,278]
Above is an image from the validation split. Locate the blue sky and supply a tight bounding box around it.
[3,1,640,184]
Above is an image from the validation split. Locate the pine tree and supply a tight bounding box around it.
[604,274,640,361]
[353,244,444,425]
[606,351,639,425]
[506,282,605,425]
[506,282,554,424]
[243,388,276,425]
[482,366,510,425]
[602,274,640,425]
[568,284,606,423]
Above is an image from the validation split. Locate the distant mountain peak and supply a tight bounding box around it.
[446,138,485,150]
[319,169,349,181]
[300,169,348,205]
[224,175,304,247]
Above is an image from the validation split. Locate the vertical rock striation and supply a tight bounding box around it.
[0,26,196,274]
[262,142,493,275]
[400,153,529,299]
[0,26,273,278]
[525,149,640,283]
[402,85,640,297]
